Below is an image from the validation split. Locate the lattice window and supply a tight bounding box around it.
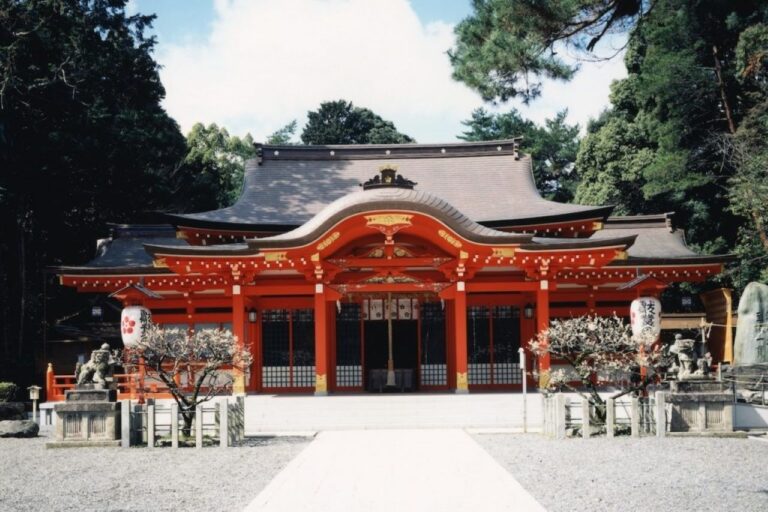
[467,306,491,364]
[336,303,363,388]
[467,305,522,386]
[468,363,491,385]
[420,302,446,386]
[261,309,315,388]
[420,364,447,386]
[492,306,520,364]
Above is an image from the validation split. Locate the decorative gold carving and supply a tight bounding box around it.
[614,250,628,260]
[152,257,168,268]
[456,372,468,390]
[592,221,604,231]
[310,252,320,262]
[176,231,188,239]
[366,214,413,227]
[315,374,327,392]
[492,248,516,258]
[393,247,412,258]
[264,252,287,262]
[438,229,462,248]
[364,275,420,284]
[316,231,341,251]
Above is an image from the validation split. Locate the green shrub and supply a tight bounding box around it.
[0,382,18,402]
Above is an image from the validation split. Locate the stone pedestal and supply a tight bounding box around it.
[47,387,121,448]
[667,379,733,433]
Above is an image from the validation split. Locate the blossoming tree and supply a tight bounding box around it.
[530,314,663,421]
[124,325,252,436]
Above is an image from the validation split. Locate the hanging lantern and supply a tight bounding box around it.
[629,297,662,341]
[121,306,152,348]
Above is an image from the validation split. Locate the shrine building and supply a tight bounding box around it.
[53,139,730,397]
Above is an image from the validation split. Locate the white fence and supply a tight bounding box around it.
[120,395,245,448]
[543,392,664,438]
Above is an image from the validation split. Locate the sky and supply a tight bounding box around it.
[128,0,627,143]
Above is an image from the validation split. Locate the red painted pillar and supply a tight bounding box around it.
[454,281,469,393]
[232,285,246,394]
[314,284,329,395]
[536,280,551,387]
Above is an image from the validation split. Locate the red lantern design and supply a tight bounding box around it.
[121,306,151,347]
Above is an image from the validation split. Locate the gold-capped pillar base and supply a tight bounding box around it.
[538,369,551,390]
[314,374,328,396]
[455,372,469,394]
[232,373,246,395]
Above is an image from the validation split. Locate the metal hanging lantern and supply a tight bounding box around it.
[629,297,662,341]
[120,306,152,348]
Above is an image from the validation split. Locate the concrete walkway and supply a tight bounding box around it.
[244,429,545,512]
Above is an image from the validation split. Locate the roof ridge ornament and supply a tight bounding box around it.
[361,165,418,190]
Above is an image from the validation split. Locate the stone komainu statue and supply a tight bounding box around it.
[75,343,117,388]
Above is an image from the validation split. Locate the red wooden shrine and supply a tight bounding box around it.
[53,140,729,398]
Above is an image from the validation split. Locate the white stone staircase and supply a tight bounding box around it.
[244,392,543,433]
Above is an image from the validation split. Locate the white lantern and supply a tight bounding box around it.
[121,306,152,347]
[630,297,662,341]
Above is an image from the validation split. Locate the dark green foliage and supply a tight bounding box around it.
[0,0,188,384]
[450,0,651,102]
[301,100,414,145]
[267,120,297,144]
[455,0,768,289]
[0,382,18,402]
[574,0,768,289]
[459,108,580,201]
[177,123,257,210]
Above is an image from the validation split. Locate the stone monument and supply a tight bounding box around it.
[47,343,121,448]
[734,281,768,366]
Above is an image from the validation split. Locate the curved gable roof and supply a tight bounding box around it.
[146,187,635,257]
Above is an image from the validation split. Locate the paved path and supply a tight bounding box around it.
[244,429,545,512]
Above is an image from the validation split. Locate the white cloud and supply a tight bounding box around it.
[157,0,627,142]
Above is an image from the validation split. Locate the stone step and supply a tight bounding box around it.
[244,392,543,432]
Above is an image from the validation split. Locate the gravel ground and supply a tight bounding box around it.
[474,434,768,512]
[0,434,310,512]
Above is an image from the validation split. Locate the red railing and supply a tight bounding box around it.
[45,363,231,402]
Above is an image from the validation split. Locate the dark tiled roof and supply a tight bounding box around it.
[167,140,612,229]
[596,214,732,265]
[55,224,186,274]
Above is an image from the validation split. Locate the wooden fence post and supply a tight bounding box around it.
[219,398,229,448]
[171,402,179,448]
[147,403,155,449]
[581,398,591,438]
[606,398,615,439]
[121,400,131,448]
[195,404,203,449]
[631,397,640,438]
[556,394,568,440]
[655,391,666,438]
[237,395,245,441]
